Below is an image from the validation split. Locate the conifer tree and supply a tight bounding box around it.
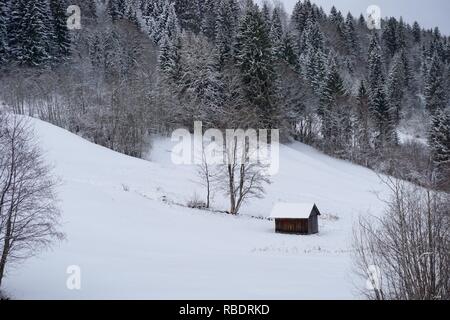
[50,0,71,61]
[319,56,351,156]
[319,56,346,116]
[358,14,365,28]
[291,0,315,45]
[158,2,182,84]
[174,0,202,34]
[299,18,326,92]
[202,0,217,40]
[424,53,447,114]
[386,52,406,125]
[382,17,399,58]
[371,79,397,150]
[270,7,283,59]
[235,3,278,128]
[429,107,450,185]
[280,32,298,68]
[7,0,26,63]
[17,0,53,67]
[108,0,126,23]
[261,2,271,33]
[215,0,238,65]
[368,35,397,149]
[344,12,359,55]
[412,21,422,44]
[367,34,384,93]
[145,0,169,45]
[399,49,413,90]
[0,0,10,65]
[355,80,372,164]
[397,18,406,51]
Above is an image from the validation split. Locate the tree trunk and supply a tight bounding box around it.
[0,210,13,288]
[228,164,236,215]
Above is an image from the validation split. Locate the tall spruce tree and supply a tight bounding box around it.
[215,0,238,65]
[291,0,315,47]
[280,32,298,68]
[371,80,397,150]
[202,0,217,40]
[16,0,53,67]
[424,53,447,114]
[382,17,399,58]
[7,0,26,63]
[355,80,372,164]
[270,7,283,59]
[344,12,359,55]
[368,35,397,149]
[429,107,450,186]
[50,0,71,61]
[299,18,326,93]
[386,52,406,125]
[108,0,126,23]
[158,2,182,83]
[368,34,384,93]
[319,56,351,157]
[0,0,10,65]
[412,21,421,43]
[174,0,202,34]
[235,3,278,128]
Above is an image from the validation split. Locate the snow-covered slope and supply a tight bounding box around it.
[4,118,391,299]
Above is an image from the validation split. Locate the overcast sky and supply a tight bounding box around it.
[260,0,450,35]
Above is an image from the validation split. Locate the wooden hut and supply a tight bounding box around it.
[270,203,321,235]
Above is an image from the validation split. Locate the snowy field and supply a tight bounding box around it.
[4,118,392,299]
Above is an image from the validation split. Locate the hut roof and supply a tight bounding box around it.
[270,203,319,219]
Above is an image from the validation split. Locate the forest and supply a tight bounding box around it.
[0,0,449,191]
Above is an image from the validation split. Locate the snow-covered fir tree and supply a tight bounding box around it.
[158,1,181,83]
[299,18,326,94]
[429,107,450,186]
[215,0,239,65]
[412,21,422,43]
[0,0,10,66]
[49,0,71,61]
[202,0,217,40]
[174,0,202,34]
[319,55,350,157]
[424,53,448,114]
[343,13,359,56]
[270,7,284,59]
[386,52,406,125]
[16,0,53,67]
[107,0,126,23]
[235,2,278,128]
[367,34,384,94]
[354,80,373,165]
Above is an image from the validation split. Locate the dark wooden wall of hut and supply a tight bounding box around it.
[275,214,319,235]
[275,219,309,234]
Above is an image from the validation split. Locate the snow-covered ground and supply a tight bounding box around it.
[4,118,392,299]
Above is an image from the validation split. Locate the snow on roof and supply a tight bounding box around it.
[270,203,318,219]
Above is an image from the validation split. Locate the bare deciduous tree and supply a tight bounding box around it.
[196,147,216,209]
[0,114,64,288]
[218,135,271,215]
[353,176,450,300]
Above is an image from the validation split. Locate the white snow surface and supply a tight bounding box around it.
[270,203,318,219]
[3,118,392,300]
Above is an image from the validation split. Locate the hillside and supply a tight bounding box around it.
[1,118,394,299]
